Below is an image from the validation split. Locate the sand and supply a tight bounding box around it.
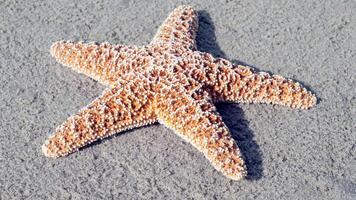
[0,0,355,199]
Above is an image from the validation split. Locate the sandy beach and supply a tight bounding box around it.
[0,0,355,199]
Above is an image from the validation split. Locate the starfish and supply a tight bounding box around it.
[43,5,316,180]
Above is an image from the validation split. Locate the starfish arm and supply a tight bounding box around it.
[50,41,147,87]
[156,88,246,180]
[204,57,317,109]
[151,5,199,51]
[42,74,156,157]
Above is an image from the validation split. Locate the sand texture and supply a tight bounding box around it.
[0,0,355,199]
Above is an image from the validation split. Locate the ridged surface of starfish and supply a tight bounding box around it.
[43,5,316,180]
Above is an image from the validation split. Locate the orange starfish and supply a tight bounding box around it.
[43,5,316,180]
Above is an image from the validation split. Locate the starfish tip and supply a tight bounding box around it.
[42,141,57,158]
[311,94,317,106]
[225,170,247,181]
[174,5,196,14]
[49,41,62,57]
[303,93,318,109]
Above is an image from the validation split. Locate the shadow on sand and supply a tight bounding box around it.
[197,10,263,180]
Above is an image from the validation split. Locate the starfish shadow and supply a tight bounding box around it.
[216,103,263,180]
[197,10,263,180]
[197,11,268,72]
[196,10,226,58]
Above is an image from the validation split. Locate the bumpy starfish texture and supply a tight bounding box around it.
[43,5,316,180]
